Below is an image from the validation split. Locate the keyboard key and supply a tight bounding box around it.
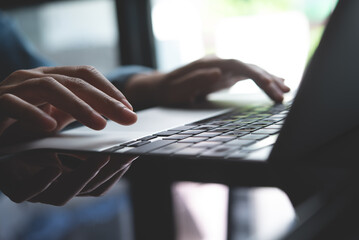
[238,126,259,131]
[208,136,236,142]
[174,147,205,157]
[210,120,233,125]
[150,143,192,155]
[267,115,285,121]
[255,120,276,125]
[210,127,231,132]
[192,141,222,148]
[127,140,176,154]
[128,141,151,147]
[137,135,157,141]
[155,130,180,136]
[250,123,268,128]
[196,132,223,137]
[223,130,250,137]
[225,139,255,146]
[251,129,279,135]
[263,125,282,130]
[121,140,139,147]
[181,130,206,135]
[193,124,218,130]
[163,134,190,140]
[179,137,208,143]
[240,134,269,141]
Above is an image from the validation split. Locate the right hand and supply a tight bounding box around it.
[0,66,137,144]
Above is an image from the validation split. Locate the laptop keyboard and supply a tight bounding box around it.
[105,102,292,159]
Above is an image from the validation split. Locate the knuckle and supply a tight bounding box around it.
[0,93,14,103]
[66,77,87,89]
[31,77,58,90]
[8,69,31,79]
[225,59,240,68]
[77,65,98,76]
[190,58,207,69]
[104,96,116,106]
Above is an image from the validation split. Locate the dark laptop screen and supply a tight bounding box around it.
[269,0,359,163]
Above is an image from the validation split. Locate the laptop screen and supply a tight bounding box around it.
[269,0,359,163]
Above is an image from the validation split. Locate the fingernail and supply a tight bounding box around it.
[122,99,133,110]
[123,107,136,115]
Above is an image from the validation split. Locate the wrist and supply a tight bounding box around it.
[123,72,163,110]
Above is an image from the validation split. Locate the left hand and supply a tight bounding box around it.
[0,66,137,145]
[123,56,290,109]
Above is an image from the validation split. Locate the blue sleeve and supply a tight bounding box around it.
[0,11,52,81]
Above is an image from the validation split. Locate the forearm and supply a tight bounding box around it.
[106,66,156,110]
[122,72,163,110]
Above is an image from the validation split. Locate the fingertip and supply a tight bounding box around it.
[120,108,138,125]
[122,98,133,111]
[276,95,284,103]
[41,116,58,132]
[90,113,107,130]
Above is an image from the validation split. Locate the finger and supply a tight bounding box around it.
[168,68,222,104]
[79,156,136,194]
[168,58,291,102]
[273,77,291,92]
[10,77,107,130]
[48,74,137,126]
[29,155,110,206]
[39,66,133,110]
[78,167,129,197]
[41,106,75,132]
[0,93,57,131]
[167,57,249,80]
[5,167,61,203]
[239,64,290,102]
[166,57,223,80]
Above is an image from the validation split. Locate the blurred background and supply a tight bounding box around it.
[0,0,338,239]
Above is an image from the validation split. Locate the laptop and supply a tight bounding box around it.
[1,0,359,169]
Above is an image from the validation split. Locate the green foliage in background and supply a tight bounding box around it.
[205,0,338,22]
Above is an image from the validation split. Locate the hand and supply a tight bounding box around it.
[0,66,137,145]
[123,56,290,109]
[0,150,136,206]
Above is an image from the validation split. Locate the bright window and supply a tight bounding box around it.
[151,0,338,95]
